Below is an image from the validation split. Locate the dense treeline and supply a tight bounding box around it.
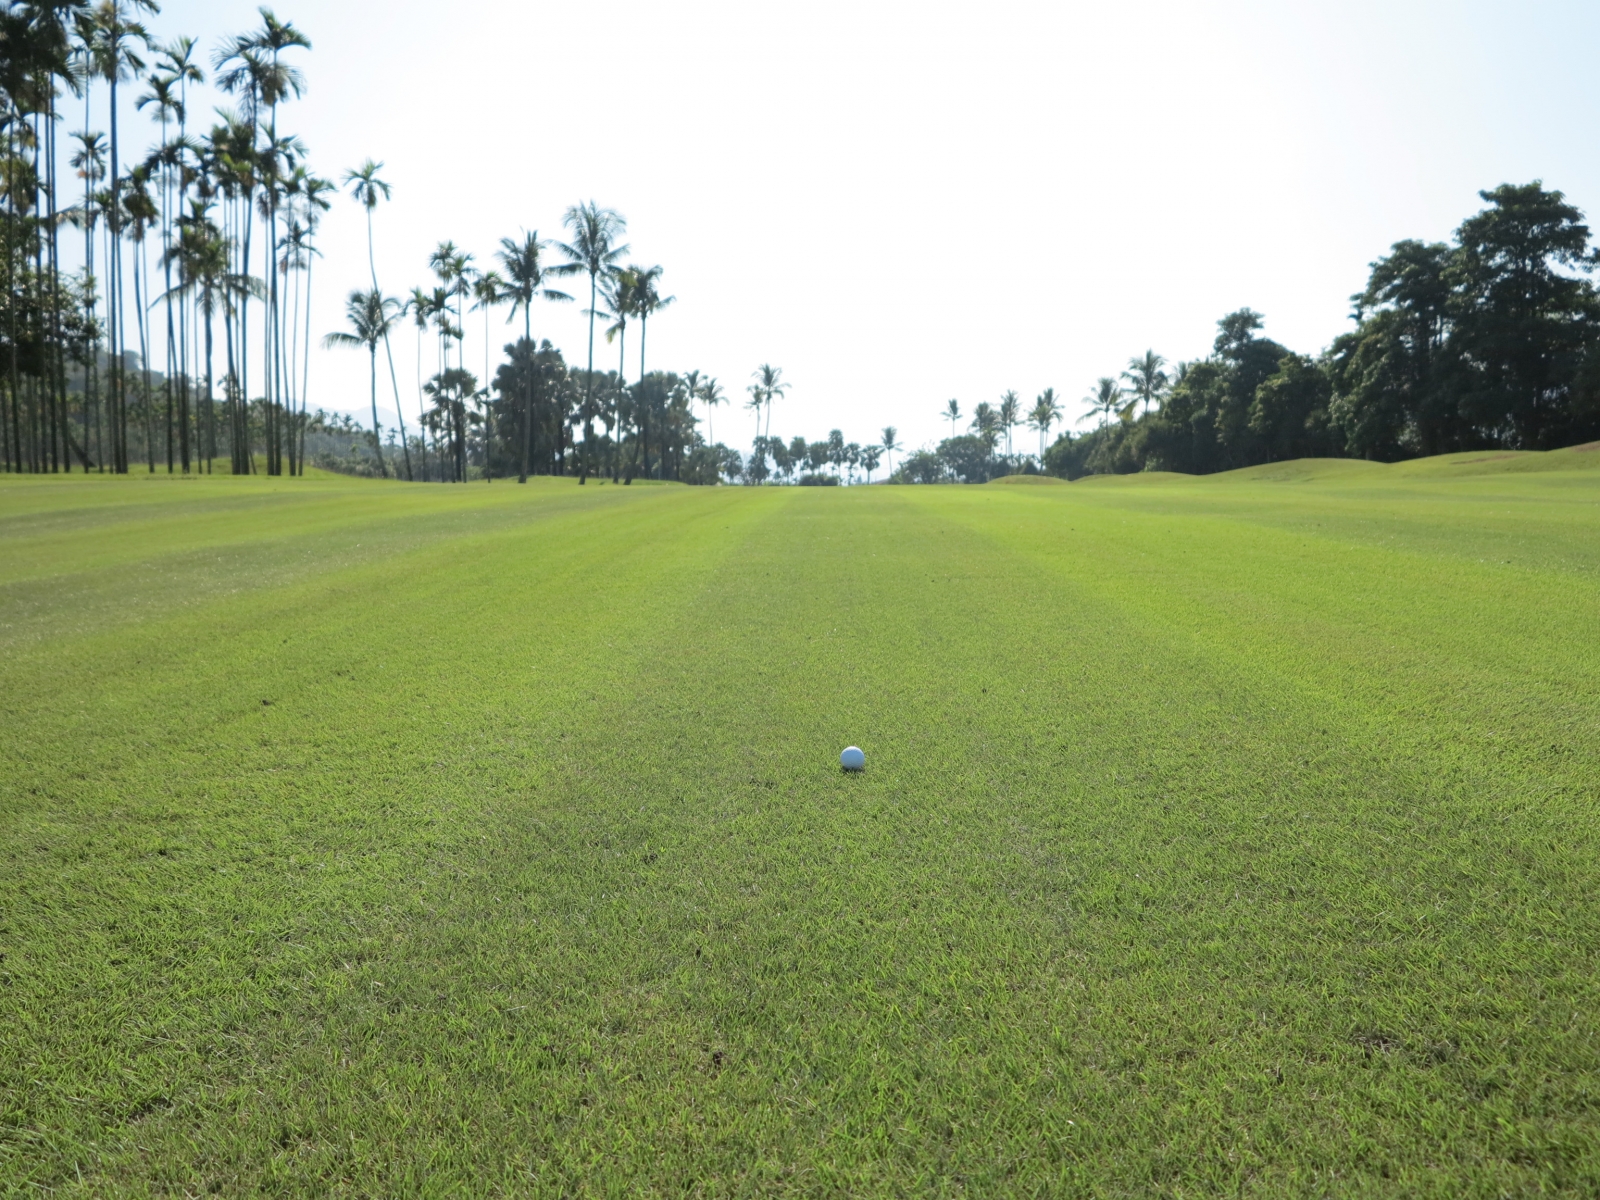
[1038,182,1600,479]
[2,0,331,475]
[0,2,752,483]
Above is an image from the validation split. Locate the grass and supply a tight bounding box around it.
[2,451,1599,1196]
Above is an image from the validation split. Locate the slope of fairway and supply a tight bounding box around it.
[3,468,1599,1196]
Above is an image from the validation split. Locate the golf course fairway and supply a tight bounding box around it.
[4,451,1599,1196]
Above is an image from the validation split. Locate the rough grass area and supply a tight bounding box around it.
[3,456,1599,1196]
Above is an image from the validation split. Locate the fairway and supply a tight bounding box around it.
[4,456,1600,1196]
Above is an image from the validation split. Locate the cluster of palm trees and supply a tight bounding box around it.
[742,427,889,485]
[323,192,694,485]
[1,2,334,476]
[1083,350,1170,429]
[940,389,1066,459]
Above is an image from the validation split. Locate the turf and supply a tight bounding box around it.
[2,453,1599,1196]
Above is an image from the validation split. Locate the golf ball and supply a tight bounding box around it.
[840,745,865,771]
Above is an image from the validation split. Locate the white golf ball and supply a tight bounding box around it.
[840,746,865,771]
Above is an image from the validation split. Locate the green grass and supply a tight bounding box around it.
[3,453,1599,1196]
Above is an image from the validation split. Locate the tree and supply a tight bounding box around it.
[424,366,476,482]
[496,231,572,482]
[341,159,412,478]
[1028,389,1062,458]
[697,375,724,445]
[630,265,674,479]
[860,444,881,482]
[943,397,961,436]
[1122,350,1168,416]
[554,200,627,483]
[969,400,999,450]
[161,215,262,476]
[744,377,765,440]
[322,288,400,477]
[750,363,786,441]
[997,390,1019,456]
[92,0,158,473]
[826,428,845,479]
[880,426,901,475]
[470,268,504,480]
[1083,377,1120,429]
[1447,181,1599,449]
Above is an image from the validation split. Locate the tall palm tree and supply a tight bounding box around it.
[943,398,961,437]
[880,426,901,476]
[629,265,674,480]
[496,232,572,482]
[122,164,159,471]
[751,363,786,442]
[342,159,412,478]
[1084,377,1121,429]
[998,390,1020,456]
[322,289,400,478]
[92,0,157,473]
[470,268,504,481]
[136,70,180,470]
[680,368,702,453]
[1122,349,1168,417]
[554,200,627,484]
[70,128,108,468]
[597,265,638,479]
[1028,388,1062,458]
[970,401,999,450]
[405,286,436,479]
[291,172,332,474]
[744,379,765,443]
[156,35,202,467]
[226,9,309,476]
[698,376,724,445]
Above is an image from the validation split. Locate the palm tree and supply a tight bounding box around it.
[629,265,675,480]
[1028,388,1063,458]
[597,266,638,479]
[289,171,332,474]
[880,426,901,476]
[471,268,504,481]
[92,0,157,473]
[341,160,412,478]
[1122,350,1168,417]
[744,379,765,442]
[428,241,473,369]
[156,35,202,466]
[226,9,310,477]
[943,398,961,437]
[496,232,572,482]
[970,401,1000,450]
[405,286,437,479]
[69,127,107,468]
[322,289,401,478]
[1084,377,1121,429]
[750,364,786,441]
[136,71,181,470]
[698,376,724,445]
[162,215,262,476]
[998,390,1020,456]
[554,201,628,484]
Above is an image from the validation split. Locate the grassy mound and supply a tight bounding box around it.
[4,469,1599,1194]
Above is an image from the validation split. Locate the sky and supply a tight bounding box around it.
[118,0,1600,454]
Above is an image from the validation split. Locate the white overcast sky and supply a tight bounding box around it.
[118,0,1600,452]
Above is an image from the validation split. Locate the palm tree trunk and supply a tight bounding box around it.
[366,343,387,477]
[580,272,596,484]
[519,308,531,483]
